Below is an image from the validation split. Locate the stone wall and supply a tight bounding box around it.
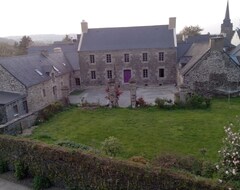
[0,112,38,135]
[0,65,26,94]
[5,97,28,123]
[70,70,81,91]
[27,73,71,112]
[79,48,177,87]
[0,106,7,124]
[183,50,240,94]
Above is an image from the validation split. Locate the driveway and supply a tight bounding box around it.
[69,85,178,107]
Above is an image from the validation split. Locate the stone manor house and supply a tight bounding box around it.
[0,1,240,126]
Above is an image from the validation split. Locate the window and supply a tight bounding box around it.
[107,70,112,79]
[51,73,55,82]
[42,89,46,97]
[143,69,148,78]
[13,105,18,116]
[142,53,148,62]
[23,101,28,113]
[90,55,95,63]
[106,54,112,63]
[159,68,165,78]
[124,54,129,62]
[159,52,164,61]
[53,86,57,99]
[75,78,80,86]
[91,70,96,79]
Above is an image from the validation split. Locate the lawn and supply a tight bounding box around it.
[29,97,240,162]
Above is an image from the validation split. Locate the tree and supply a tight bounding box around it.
[179,25,203,37]
[62,35,72,42]
[0,43,16,57]
[17,36,32,55]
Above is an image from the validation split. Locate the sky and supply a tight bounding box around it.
[0,0,239,37]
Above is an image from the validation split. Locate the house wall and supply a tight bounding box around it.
[0,106,7,124]
[0,65,26,94]
[183,50,240,93]
[27,72,71,112]
[5,98,27,123]
[70,70,81,91]
[79,48,177,87]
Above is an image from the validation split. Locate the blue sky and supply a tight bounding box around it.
[0,0,239,37]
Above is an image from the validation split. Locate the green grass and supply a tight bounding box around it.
[29,97,240,162]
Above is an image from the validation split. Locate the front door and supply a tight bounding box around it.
[124,69,131,83]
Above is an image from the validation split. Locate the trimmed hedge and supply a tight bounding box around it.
[0,135,226,190]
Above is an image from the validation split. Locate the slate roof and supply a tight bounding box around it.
[180,42,210,75]
[0,52,73,88]
[79,25,176,51]
[0,91,26,105]
[28,38,80,70]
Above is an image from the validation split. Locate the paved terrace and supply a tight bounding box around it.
[69,85,178,107]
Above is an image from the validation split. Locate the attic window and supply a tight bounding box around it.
[35,69,43,76]
[53,66,60,73]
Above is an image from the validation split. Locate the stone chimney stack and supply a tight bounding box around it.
[168,17,176,30]
[209,37,224,51]
[81,20,88,33]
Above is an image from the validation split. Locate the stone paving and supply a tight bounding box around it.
[69,85,178,107]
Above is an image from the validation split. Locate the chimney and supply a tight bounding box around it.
[81,20,88,33]
[209,37,224,51]
[168,17,176,30]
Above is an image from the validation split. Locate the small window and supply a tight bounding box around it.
[159,68,165,78]
[51,73,55,82]
[106,54,111,63]
[159,52,164,61]
[91,71,96,80]
[143,69,148,78]
[142,53,148,62]
[53,86,57,96]
[42,89,46,97]
[90,55,95,63]
[124,54,129,62]
[13,105,18,115]
[23,101,28,113]
[53,66,60,73]
[75,78,80,86]
[107,70,112,79]
[35,69,43,76]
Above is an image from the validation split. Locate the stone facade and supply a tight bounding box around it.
[182,50,240,94]
[79,48,177,87]
[27,72,71,112]
[0,65,26,94]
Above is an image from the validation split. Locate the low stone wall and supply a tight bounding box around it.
[0,135,226,190]
[0,112,38,135]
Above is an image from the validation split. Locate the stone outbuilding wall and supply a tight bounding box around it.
[183,50,240,94]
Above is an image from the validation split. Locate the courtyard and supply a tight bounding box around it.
[69,85,178,107]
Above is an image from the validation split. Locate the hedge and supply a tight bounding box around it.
[0,135,227,190]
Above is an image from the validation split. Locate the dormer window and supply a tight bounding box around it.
[35,69,43,76]
[53,66,60,73]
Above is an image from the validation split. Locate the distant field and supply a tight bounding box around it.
[29,97,240,161]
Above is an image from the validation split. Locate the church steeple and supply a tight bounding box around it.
[221,1,233,47]
[224,1,230,21]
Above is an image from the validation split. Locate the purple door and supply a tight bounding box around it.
[124,69,131,83]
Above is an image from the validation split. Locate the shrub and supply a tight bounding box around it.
[14,161,28,180]
[152,153,216,178]
[0,159,8,173]
[101,136,122,157]
[155,98,174,109]
[217,122,240,184]
[136,97,147,107]
[33,176,51,190]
